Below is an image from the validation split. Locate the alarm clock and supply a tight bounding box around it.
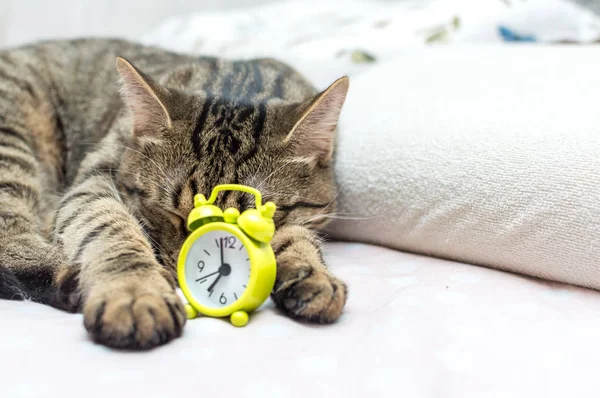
[177,184,277,327]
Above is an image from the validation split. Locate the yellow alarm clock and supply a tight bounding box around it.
[177,184,277,327]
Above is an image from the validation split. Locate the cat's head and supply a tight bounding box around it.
[114,57,349,269]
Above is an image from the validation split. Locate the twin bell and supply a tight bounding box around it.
[187,192,276,244]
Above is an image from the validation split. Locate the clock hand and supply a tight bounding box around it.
[195,271,219,282]
[207,262,232,292]
[220,237,224,267]
[208,273,222,292]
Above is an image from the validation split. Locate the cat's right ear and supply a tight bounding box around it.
[116,57,172,142]
[284,76,349,166]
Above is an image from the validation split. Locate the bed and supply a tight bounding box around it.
[3,242,600,397]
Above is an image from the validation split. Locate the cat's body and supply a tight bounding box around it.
[0,39,348,349]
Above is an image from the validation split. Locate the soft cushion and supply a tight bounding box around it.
[327,46,600,290]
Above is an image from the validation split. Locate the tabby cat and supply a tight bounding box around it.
[0,39,348,349]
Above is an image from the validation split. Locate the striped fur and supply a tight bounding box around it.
[0,39,348,349]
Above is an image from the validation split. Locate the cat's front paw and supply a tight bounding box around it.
[273,266,347,324]
[83,273,186,350]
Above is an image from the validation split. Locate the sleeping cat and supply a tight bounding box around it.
[0,39,348,349]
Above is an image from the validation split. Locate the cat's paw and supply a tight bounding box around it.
[273,266,347,324]
[83,274,186,350]
[48,267,81,313]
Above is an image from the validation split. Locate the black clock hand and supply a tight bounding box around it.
[208,274,222,292]
[207,262,232,292]
[196,271,219,282]
[220,237,224,266]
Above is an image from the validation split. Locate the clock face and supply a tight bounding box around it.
[183,229,251,309]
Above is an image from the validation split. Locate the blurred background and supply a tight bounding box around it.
[0,0,273,47]
[1,0,600,48]
[2,0,600,86]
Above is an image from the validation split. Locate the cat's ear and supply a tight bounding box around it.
[284,76,349,164]
[116,57,172,140]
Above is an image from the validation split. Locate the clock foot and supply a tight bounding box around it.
[184,304,198,319]
[230,311,249,327]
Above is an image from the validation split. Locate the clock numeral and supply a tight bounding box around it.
[225,236,236,249]
[217,237,236,249]
[219,293,227,305]
[216,236,238,249]
[197,261,205,273]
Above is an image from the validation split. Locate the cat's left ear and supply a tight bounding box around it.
[285,76,349,165]
[116,57,172,141]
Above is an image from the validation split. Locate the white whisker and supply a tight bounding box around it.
[303,186,342,221]
[302,212,377,226]
[255,159,298,191]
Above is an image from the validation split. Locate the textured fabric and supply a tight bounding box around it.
[327,46,600,290]
[142,0,600,89]
[2,242,600,398]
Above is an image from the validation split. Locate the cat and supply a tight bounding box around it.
[0,39,348,349]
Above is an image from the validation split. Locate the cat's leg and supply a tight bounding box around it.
[270,225,347,323]
[54,135,185,349]
[0,127,80,311]
[0,97,79,311]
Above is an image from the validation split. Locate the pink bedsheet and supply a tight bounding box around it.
[2,242,600,397]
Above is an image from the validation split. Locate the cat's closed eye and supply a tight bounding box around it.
[162,208,186,223]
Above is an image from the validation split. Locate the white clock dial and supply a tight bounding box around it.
[184,229,250,309]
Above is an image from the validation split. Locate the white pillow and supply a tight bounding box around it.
[327,46,600,290]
